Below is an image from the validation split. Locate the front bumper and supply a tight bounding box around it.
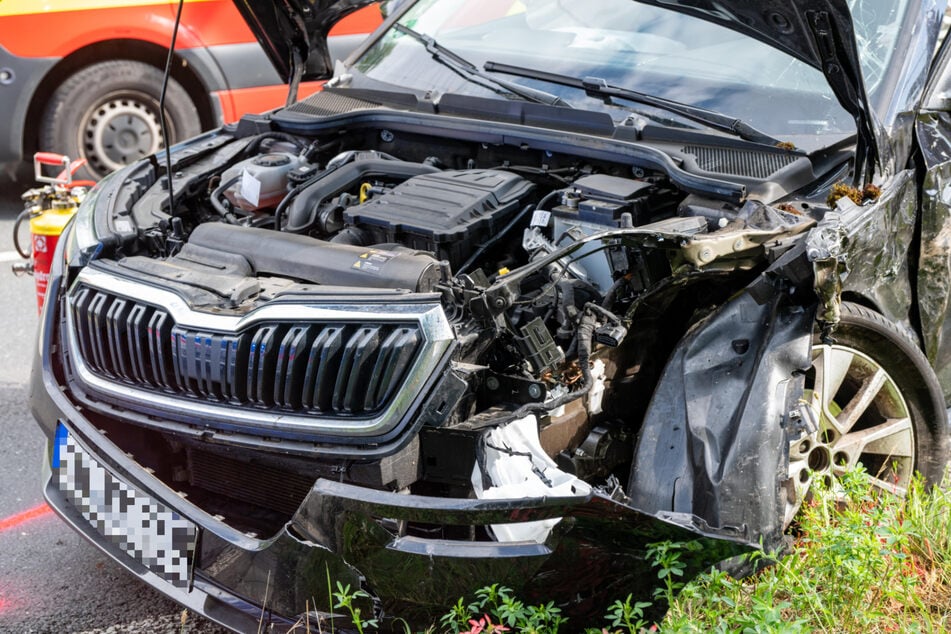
[38,414,747,630]
[31,269,747,631]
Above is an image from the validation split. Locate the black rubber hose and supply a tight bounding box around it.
[210,175,241,223]
[245,131,306,156]
[13,209,31,258]
[601,276,627,310]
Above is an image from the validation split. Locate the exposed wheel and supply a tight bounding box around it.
[40,60,201,179]
[784,302,950,526]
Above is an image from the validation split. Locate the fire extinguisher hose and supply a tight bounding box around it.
[13,209,31,259]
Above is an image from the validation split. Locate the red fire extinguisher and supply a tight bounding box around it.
[12,152,96,313]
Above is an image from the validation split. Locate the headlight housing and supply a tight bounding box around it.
[64,162,139,268]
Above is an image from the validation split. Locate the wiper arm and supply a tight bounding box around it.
[484,61,784,147]
[393,24,569,108]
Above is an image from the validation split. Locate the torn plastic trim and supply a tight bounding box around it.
[291,477,753,546]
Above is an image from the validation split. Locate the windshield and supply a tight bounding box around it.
[349,0,904,144]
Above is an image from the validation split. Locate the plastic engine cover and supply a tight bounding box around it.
[344,169,534,269]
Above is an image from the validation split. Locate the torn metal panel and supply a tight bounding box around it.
[28,1,951,631]
[917,111,951,400]
[833,170,918,331]
[867,0,944,176]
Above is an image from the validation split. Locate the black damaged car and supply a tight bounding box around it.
[29,0,951,630]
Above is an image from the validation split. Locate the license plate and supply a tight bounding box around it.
[52,423,197,588]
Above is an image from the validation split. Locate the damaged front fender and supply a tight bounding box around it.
[627,274,815,552]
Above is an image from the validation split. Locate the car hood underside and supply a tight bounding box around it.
[231,0,879,176]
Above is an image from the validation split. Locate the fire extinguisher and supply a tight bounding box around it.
[12,152,96,313]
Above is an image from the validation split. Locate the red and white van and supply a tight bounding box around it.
[0,0,381,177]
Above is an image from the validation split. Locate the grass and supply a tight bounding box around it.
[658,469,951,633]
[207,467,951,633]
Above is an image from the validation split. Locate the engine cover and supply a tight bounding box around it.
[344,169,534,270]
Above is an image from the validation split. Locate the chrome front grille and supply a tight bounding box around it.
[70,285,423,417]
[64,267,454,439]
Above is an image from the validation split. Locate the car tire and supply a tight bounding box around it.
[40,60,201,180]
[784,302,950,526]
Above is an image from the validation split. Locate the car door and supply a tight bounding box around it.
[914,24,951,401]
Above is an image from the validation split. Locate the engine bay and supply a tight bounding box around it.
[67,111,820,534]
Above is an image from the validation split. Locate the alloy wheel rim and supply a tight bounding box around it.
[784,343,914,526]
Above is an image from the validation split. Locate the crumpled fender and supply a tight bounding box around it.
[628,277,814,551]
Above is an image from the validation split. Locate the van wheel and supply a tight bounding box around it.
[40,60,200,179]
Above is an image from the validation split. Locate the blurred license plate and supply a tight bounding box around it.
[52,423,197,588]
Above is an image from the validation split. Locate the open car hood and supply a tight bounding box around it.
[232,0,378,81]
[636,0,877,179]
[233,0,878,179]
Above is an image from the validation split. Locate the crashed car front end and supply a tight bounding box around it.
[29,0,950,629]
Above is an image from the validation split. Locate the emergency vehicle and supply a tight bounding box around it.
[0,0,381,178]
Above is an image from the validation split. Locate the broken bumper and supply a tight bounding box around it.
[31,264,748,631]
[39,412,747,630]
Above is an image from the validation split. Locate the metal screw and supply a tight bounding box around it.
[527,383,543,399]
[0,68,13,85]
[380,129,395,143]
[486,376,500,391]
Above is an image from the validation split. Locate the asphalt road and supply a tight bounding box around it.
[0,172,229,634]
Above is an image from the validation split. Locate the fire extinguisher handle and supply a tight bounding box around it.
[33,152,86,186]
[34,152,69,166]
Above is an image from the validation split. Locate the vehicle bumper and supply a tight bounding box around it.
[30,264,747,631]
[37,413,747,629]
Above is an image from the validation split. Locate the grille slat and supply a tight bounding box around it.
[88,292,112,375]
[334,326,381,414]
[148,311,174,389]
[72,288,97,373]
[225,334,249,402]
[127,304,150,385]
[248,325,284,407]
[105,298,132,380]
[305,327,346,412]
[367,328,420,410]
[171,327,189,395]
[275,325,313,409]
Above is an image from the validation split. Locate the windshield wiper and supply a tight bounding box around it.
[393,24,569,108]
[484,60,785,147]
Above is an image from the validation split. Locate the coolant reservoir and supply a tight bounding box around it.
[222,152,303,211]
